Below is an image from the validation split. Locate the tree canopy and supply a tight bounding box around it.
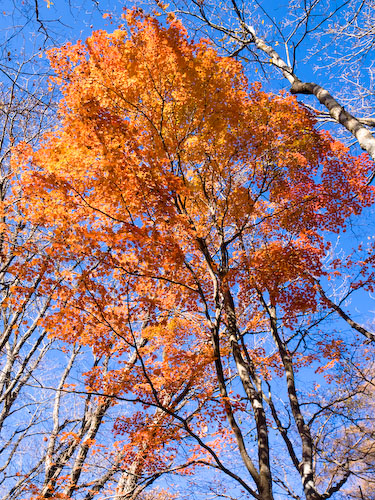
[2,2,375,500]
[8,11,375,500]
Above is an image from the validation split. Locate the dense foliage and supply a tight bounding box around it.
[4,8,375,500]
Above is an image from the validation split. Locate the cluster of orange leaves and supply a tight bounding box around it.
[11,8,375,487]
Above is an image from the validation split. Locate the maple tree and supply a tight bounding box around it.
[11,10,375,500]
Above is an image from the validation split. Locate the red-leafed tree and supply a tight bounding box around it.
[13,10,375,500]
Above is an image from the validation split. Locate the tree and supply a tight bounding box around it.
[13,11,375,500]
[321,354,375,500]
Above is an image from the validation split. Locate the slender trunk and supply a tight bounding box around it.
[266,303,321,500]
[223,287,274,500]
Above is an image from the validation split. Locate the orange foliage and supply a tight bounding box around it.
[13,10,375,499]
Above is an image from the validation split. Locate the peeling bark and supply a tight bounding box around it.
[244,22,375,177]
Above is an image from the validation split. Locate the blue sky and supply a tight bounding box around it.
[1,1,374,499]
